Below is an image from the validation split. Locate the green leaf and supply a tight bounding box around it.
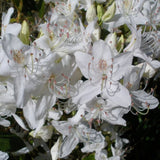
[0,134,25,152]
[12,0,20,7]
[38,0,45,18]
[12,0,23,11]
[0,136,11,152]
[82,153,95,160]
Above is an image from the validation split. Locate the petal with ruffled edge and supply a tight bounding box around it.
[0,118,10,127]
[59,134,79,158]
[23,99,45,130]
[102,83,131,108]
[2,34,29,60]
[0,151,9,160]
[112,52,133,81]
[92,40,113,65]
[5,23,21,36]
[72,80,101,104]
[131,90,159,109]
[74,51,92,79]
[51,137,62,160]
[52,120,71,136]
[102,106,129,126]
[35,94,56,120]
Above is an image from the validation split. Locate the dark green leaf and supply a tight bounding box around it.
[82,153,95,160]
[38,0,45,18]
[0,134,25,152]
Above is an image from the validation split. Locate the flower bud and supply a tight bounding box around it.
[144,64,156,78]
[102,2,116,22]
[97,4,104,21]
[117,34,124,53]
[19,20,30,44]
[86,4,97,23]
[29,125,53,142]
[137,63,156,79]
[105,32,116,49]
[92,25,101,41]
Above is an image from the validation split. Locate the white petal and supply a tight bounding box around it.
[2,7,14,26]
[35,95,56,120]
[112,53,133,81]
[0,118,10,127]
[131,90,159,109]
[68,104,86,125]
[102,83,131,107]
[30,125,53,142]
[0,150,9,160]
[12,113,28,131]
[59,134,79,158]
[34,36,51,50]
[5,23,21,36]
[23,99,45,130]
[92,40,113,63]
[52,120,71,136]
[74,51,92,79]
[2,34,28,60]
[51,137,62,160]
[102,107,128,126]
[12,147,30,156]
[14,75,25,108]
[48,108,63,120]
[72,80,101,104]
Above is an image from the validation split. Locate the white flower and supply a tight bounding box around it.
[51,137,62,160]
[110,135,129,160]
[30,125,53,142]
[131,90,159,112]
[73,40,131,107]
[35,16,95,57]
[23,94,56,130]
[103,0,148,31]
[52,119,105,158]
[124,64,159,114]
[86,4,97,23]
[95,149,108,160]
[85,97,129,126]
[0,81,16,127]
[1,7,21,37]
[0,151,9,160]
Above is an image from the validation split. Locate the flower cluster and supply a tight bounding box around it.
[0,0,160,159]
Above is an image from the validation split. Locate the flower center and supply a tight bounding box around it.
[12,50,25,64]
[98,59,107,71]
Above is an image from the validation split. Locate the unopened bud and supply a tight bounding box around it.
[102,2,116,22]
[97,4,104,21]
[86,4,97,23]
[19,20,30,44]
[105,32,117,50]
[117,34,124,53]
[92,25,101,41]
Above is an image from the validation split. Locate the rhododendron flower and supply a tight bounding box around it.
[84,97,129,126]
[73,40,132,107]
[1,7,21,37]
[52,120,105,158]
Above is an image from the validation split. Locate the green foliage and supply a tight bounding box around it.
[0,131,25,152]
[82,153,95,160]
[37,0,45,18]
[12,0,23,11]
